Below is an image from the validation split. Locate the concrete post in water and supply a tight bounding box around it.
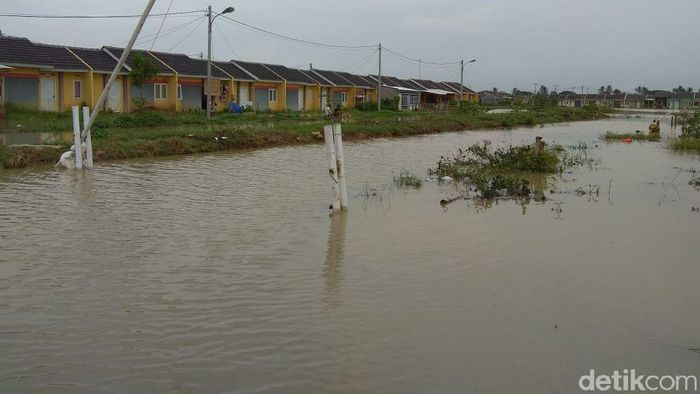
[82,106,94,168]
[324,125,341,211]
[332,124,348,209]
[72,106,83,169]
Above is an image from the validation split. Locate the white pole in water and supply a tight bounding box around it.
[80,0,157,140]
[71,106,83,169]
[324,125,340,211]
[82,106,94,168]
[332,124,348,209]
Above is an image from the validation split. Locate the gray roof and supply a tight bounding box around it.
[441,81,475,94]
[298,70,331,86]
[310,69,353,87]
[103,47,174,75]
[68,46,127,74]
[212,61,255,81]
[0,35,87,71]
[332,71,375,88]
[148,51,228,78]
[232,60,283,82]
[263,64,316,85]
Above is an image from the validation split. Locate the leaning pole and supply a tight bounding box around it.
[80,0,158,140]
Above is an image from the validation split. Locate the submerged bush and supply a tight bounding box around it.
[394,169,423,188]
[604,131,660,141]
[429,141,566,199]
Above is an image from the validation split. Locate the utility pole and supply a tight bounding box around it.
[460,60,464,103]
[459,59,476,104]
[206,5,213,119]
[80,0,157,140]
[533,83,539,94]
[206,5,234,119]
[418,59,422,79]
[377,43,382,111]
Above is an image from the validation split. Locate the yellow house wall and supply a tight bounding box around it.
[61,71,91,111]
[150,75,177,111]
[253,82,285,111]
[202,78,231,113]
[275,81,287,111]
[304,84,320,111]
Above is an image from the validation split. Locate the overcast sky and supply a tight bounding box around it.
[1,0,698,92]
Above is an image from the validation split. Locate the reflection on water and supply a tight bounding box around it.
[1,116,699,393]
[323,211,347,305]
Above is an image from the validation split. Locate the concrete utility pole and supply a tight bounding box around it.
[377,43,382,111]
[207,5,213,118]
[460,60,464,102]
[81,0,157,140]
[418,59,422,79]
[460,59,476,103]
[207,5,235,119]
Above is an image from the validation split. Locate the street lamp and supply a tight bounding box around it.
[207,5,235,118]
[460,58,476,103]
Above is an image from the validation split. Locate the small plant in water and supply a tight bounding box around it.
[428,140,595,201]
[394,169,423,188]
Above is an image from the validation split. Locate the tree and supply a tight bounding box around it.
[599,85,606,94]
[129,52,159,111]
[492,87,498,93]
[689,87,694,92]
[613,89,622,95]
[673,85,686,93]
[606,85,613,94]
[538,85,549,95]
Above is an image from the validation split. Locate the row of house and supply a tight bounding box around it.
[555,91,700,110]
[0,34,478,113]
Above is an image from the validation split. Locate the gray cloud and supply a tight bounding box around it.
[1,0,697,91]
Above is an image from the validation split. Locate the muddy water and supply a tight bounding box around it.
[1,117,699,393]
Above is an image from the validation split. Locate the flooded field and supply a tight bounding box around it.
[1,116,699,393]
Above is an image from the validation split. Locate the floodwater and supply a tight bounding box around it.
[1,116,699,393]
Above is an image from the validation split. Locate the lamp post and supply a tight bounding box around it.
[460,59,476,104]
[207,5,235,118]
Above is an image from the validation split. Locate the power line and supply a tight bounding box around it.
[383,46,461,66]
[217,14,376,50]
[344,51,377,73]
[0,10,204,19]
[214,21,240,59]
[150,0,175,50]
[109,15,204,47]
[167,16,206,52]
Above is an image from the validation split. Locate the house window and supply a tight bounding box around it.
[341,92,348,103]
[154,83,167,100]
[177,84,183,101]
[73,80,82,99]
[269,88,277,102]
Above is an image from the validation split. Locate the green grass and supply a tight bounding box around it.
[427,140,594,200]
[393,169,423,188]
[604,131,661,141]
[671,137,700,151]
[0,105,610,169]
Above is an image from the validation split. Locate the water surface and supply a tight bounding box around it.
[1,117,699,393]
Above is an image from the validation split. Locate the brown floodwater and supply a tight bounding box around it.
[1,116,699,393]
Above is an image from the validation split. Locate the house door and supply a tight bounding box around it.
[108,81,123,112]
[40,78,56,111]
[239,84,249,106]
